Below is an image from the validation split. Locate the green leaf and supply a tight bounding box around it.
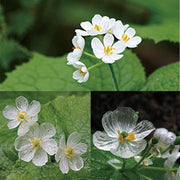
[0,93,90,180]
[142,62,179,91]
[0,50,145,91]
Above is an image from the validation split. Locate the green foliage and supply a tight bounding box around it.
[142,62,179,91]
[0,92,90,180]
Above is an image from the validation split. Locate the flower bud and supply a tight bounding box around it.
[152,136,159,145]
[174,136,180,145]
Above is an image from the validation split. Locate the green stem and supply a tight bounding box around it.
[140,174,153,180]
[87,62,103,71]
[140,166,178,172]
[83,51,98,60]
[161,145,173,155]
[108,64,119,91]
[122,158,127,170]
[147,154,153,159]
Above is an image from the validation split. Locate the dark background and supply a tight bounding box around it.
[91,92,180,136]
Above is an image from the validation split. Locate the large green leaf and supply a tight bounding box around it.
[0,50,145,91]
[142,62,179,91]
[0,92,90,180]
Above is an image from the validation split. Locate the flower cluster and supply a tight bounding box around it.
[93,107,180,178]
[67,14,142,83]
[3,96,87,174]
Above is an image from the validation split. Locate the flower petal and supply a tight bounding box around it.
[41,139,57,155]
[7,119,20,129]
[102,55,114,63]
[110,54,124,61]
[16,96,28,111]
[73,143,87,155]
[113,20,124,39]
[67,132,81,147]
[55,135,66,162]
[40,123,56,139]
[68,156,84,171]
[93,131,119,151]
[126,36,142,48]
[15,135,30,151]
[73,70,81,80]
[107,158,123,169]
[59,155,69,174]
[27,100,40,116]
[102,107,138,137]
[80,21,92,30]
[32,148,48,166]
[17,121,30,136]
[67,53,80,65]
[104,34,114,47]
[111,139,147,158]
[125,27,136,38]
[75,29,89,36]
[3,105,17,120]
[18,146,35,162]
[132,120,155,139]
[77,36,85,49]
[112,41,126,53]
[27,123,40,138]
[92,14,102,25]
[91,38,104,58]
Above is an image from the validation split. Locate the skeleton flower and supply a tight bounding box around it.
[55,132,87,174]
[91,34,125,63]
[15,123,57,166]
[72,61,89,83]
[3,96,40,136]
[134,156,153,166]
[93,107,155,158]
[75,14,110,36]
[113,23,142,48]
[150,128,177,158]
[67,36,85,65]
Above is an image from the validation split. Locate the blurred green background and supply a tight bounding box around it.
[0,0,179,83]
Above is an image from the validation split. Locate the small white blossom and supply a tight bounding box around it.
[75,14,110,36]
[108,20,129,34]
[113,22,141,48]
[91,34,125,63]
[55,132,87,174]
[107,158,123,169]
[93,107,155,158]
[134,156,153,166]
[67,36,85,65]
[14,123,57,166]
[72,61,89,83]
[3,96,40,136]
[150,128,177,158]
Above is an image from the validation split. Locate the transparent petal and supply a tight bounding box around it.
[28,115,38,126]
[41,139,57,155]
[132,120,155,139]
[17,121,30,136]
[27,123,40,138]
[68,156,84,171]
[164,150,180,168]
[93,131,119,151]
[27,100,40,116]
[67,132,81,147]
[15,135,30,151]
[40,123,56,139]
[18,146,35,162]
[7,119,20,129]
[104,34,114,47]
[107,158,123,169]
[102,107,138,137]
[32,148,48,166]
[59,155,69,174]
[73,143,87,155]
[3,105,17,120]
[55,135,66,162]
[16,96,28,111]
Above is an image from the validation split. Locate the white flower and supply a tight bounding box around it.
[113,22,142,48]
[150,128,177,158]
[72,61,89,83]
[3,96,40,136]
[107,158,123,169]
[108,20,129,34]
[67,36,85,65]
[134,156,153,166]
[93,107,155,158]
[55,132,87,174]
[14,123,57,166]
[91,34,125,63]
[75,14,110,36]
[164,147,180,180]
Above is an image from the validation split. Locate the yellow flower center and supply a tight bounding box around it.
[29,137,42,152]
[93,24,102,31]
[16,111,27,122]
[72,45,81,50]
[122,33,130,42]
[65,146,76,158]
[104,45,116,55]
[79,68,87,76]
[117,130,136,144]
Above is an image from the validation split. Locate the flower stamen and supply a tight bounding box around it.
[122,33,130,42]
[16,111,27,122]
[117,130,136,144]
[93,24,102,31]
[72,45,81,50]
[104,45,115,55]
[65,146,76,158]
[29,137,42,152]
[79,68,87,76]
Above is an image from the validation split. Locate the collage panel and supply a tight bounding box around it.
[0,92,90,179]
[91,92,180,180]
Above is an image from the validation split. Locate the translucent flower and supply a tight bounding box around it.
[164,146,180,180]
[3,96,40,136]
[107,158,123,169]
[15,123,57,166]
[150,128,177,158]
[55,132,87,174]
[93,107,155,158]
[75,14,110,36]
[72,61,89,83]
[67,36,85,65]
[134,156,153,166]
[91,34,125,63]
[113,23,142,48]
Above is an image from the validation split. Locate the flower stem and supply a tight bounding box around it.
[87,62,104,71]
[122,158,127,170]
[108,64,119,91]
[161,145,173,155]
[83,51,98,60]
[140,166,178,172]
